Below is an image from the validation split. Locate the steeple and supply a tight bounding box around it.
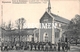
[48,0,51,13]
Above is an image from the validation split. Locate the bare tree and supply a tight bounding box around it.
[2,21,13,30]
[15,18,21,30]
[2,22,6,29]
[20,18,26,29]
[15,18,26,42]
[6,21,12,30]
[15,18,26,30]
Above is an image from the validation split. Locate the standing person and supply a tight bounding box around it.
[13,45,15,50]
[45,43,48,51]
[38,44,40,50]
[34,43,36,50]
[30,43,33,50]
[50,44,52,51]
[2,46,4,51]
[54,42,57,51]
[67,41,70,51]
[41,43,44,51]
[65,42,68,52]
[62,41,65,51]
[27,43,29,50]
[58,40,61,51]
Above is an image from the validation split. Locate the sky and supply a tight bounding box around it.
[0,0,80,28]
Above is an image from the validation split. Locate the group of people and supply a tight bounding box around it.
[1,42,53,51]
[1,41,70,51]
[57,40,70,51]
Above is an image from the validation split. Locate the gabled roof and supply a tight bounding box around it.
[41,11,70,24]
[50,13,70,24]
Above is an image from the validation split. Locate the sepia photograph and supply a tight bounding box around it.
[0,0,80,52]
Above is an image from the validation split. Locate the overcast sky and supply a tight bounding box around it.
[0,0,80,28]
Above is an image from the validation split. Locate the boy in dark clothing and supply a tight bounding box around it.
[30,44,33,50]
[62,42,65,51]
[58,40,61,51]
[34,44,36,50]
[38,44,40,50]
[42,44,44,51]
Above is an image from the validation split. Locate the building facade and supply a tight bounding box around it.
[34,0,70,44]
[1,28,36,43]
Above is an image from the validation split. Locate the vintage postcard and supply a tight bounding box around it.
[0,0,80,52]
